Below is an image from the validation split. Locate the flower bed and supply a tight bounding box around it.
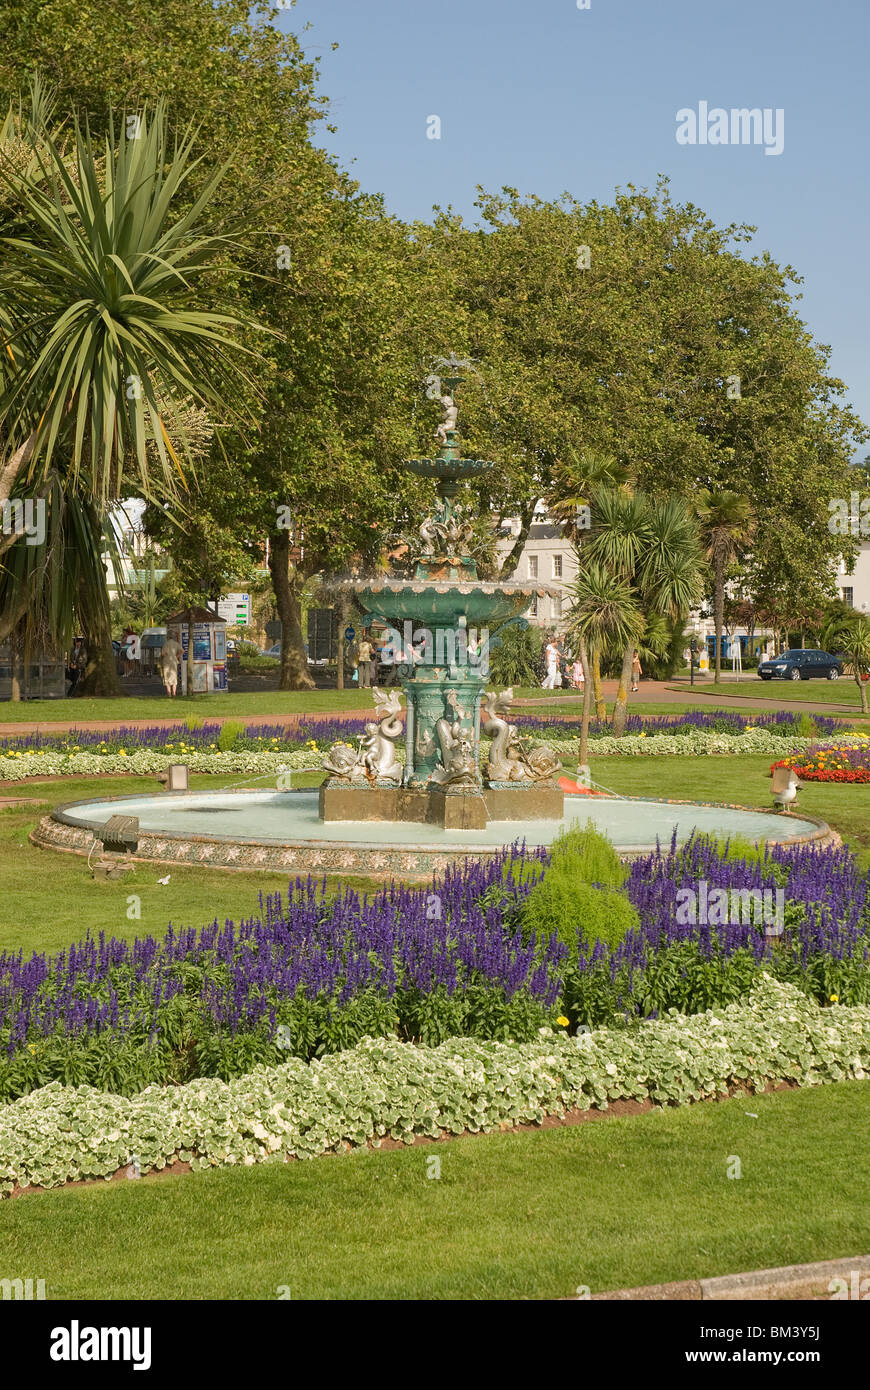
[2,833,868,1103]
[1,977,866,1193]
[0,709,850,782]
[772,733,870,784]
[0,847,561,1100]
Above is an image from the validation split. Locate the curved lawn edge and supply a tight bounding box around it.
[2,977,867,1196]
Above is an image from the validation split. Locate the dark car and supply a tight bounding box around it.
[757,649,843,681]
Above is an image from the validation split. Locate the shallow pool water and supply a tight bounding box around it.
[58,789,821,852]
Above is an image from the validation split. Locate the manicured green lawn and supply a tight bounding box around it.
[2,1081,867,1300]
[587,753,870,871]
[0,689,377,723]
[667,678,868,708]
[2,760,869,1299]
[0,772,385,954]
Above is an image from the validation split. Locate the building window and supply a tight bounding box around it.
[842,587,854,607]
[529,555,538,579]
[529,595,538,616]
[552,594,562,619]
[553,554,563,579]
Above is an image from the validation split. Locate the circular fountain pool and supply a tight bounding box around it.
[33,788,835,877]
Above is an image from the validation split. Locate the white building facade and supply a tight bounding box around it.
[496,510,578,631]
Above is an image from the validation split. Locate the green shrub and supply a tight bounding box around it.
[217,720,246,752]
[549,820,626,887]
[521,871,639,957]
[796,713,819,740]
[486,622,544,688]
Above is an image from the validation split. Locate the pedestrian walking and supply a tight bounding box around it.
[631,648,642,693]
[159,635,183,698]
[542,636,561,689]
[356,637,371,688]
[66,637,86,694]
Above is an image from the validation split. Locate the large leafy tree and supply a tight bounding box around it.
[0,0,381,691]
[426,181,866,610]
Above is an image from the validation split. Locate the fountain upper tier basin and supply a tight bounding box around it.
[355,578,557,626]
[34,788,835,878]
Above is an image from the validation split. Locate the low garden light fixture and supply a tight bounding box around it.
[95,814,139,853]
[157,763,189,791]
[89,814,139,880]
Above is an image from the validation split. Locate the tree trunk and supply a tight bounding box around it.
[335,592,351,691]
[76,621,122,696]
[857,670,868,714]
[713,555,724,684]
[268,531,314,691]
[611,642,635,736]
[578,636,593,772]
[0,427,39,513]
[9,622,22,702]
[592,650,606,721]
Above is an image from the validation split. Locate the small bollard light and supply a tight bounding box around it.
[158,762,189,791]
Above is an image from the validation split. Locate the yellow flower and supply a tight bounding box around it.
[556,1016,570,1027]
[118,749,126,756]
[829,994,839,1003]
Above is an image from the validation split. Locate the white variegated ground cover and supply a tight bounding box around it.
[0,731,825,781]
[2,978,866,1194]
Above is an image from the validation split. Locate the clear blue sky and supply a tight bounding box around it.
[279,0,868,444]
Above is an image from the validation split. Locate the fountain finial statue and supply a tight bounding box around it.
[434,392,458,445]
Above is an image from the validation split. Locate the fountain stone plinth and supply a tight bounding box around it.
[320,367,563,828]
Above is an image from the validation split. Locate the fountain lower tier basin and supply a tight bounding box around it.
[33,789,836,878]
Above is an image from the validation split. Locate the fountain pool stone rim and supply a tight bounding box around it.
[32,788,838,878]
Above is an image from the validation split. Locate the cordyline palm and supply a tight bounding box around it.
[549,448,632,720]
[566,562,644,769]
[695,488,756,683]
[582,488,704,734]
[0,474,123,697]
[0,97,261,528]
[820,612,870,714]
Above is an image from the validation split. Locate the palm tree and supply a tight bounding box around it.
[820,612,870,714]
[0,97,259,515]
[580,488,704,734]
[567,562,644,768]
[0,92,261,690]
[549,448,631,721]
[695,489,756,684]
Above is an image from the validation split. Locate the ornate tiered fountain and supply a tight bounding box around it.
[32,364,837,878]
[320,362,563,829]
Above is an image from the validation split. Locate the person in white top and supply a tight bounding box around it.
[159,636,183,697]
[542,638,560,689]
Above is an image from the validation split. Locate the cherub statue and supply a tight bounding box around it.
[434,393,458,445]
